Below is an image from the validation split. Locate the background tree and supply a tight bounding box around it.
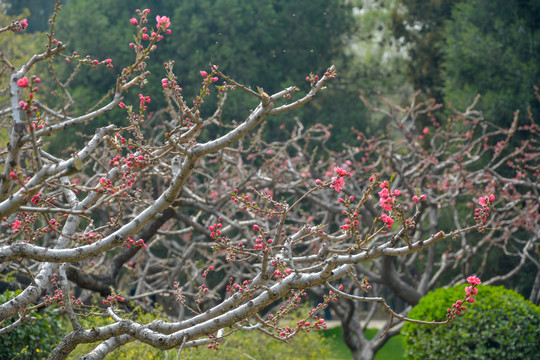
[390,0,460,101]
[442,0,540,127]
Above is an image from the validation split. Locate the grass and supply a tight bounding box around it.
[321,326,404,359]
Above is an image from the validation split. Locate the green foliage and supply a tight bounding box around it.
[402,284,540,360]
[390,0,461,100]
[182,326,335,360]
[0,290,67,360]
[442,0,540,126]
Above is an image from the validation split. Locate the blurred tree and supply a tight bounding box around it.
[390,0,460,101]
[442,0,540,126]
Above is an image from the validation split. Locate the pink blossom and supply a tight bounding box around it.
[465,286,478,296]
[17,77,29,88]
[378,188,390,199]
[422,127,429,134]
[331,176,345,192]
[119,102,126,109]
[156,15,171,29]
[420,194,427,200]
[488,194,495,202]
[412,195,419,202]
[380,198,395,212]
[12,220,21,230]
[11,19,28,32]
[380,213,394,228]
[130,18,138,26]
[200,70,208,77]
[394,189,401,196]
[466,276,481,285]
[334,166,349,177]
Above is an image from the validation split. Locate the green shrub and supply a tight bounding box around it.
[402,284,540,360]
[0,290,68,360]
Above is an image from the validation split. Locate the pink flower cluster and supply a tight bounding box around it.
[11,19,28,32]
[123,237,146,248]
[377,181,401,229]
[378,180,401,211]
[200,70,219,82]
[478,193,495,207]
[139,93,151,108]
[380,213,394,228]
[331,166,351,192]
[446,276,481,320]
[156,15,171,33]
[17,77,29,88]
[474,194,495,224]
[130,9,171,42]
[102,292,125,305]
[12,220,21,230]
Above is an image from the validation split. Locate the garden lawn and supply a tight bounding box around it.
[321,326,404,359]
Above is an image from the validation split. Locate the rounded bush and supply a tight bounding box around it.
[402,284,540,360]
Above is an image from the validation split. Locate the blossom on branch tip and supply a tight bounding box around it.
[156,15,171,29]
[130,18,138,26]
[380,213,394,228]
[479,194,494,207]
[331,176,345,192]
[11,19,28,32]
[466,276,481,285]
[333,166,349,177]
[17,77,29,88]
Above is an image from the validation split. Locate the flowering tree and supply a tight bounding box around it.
[305,91,540,359]
[1,4,535,360]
